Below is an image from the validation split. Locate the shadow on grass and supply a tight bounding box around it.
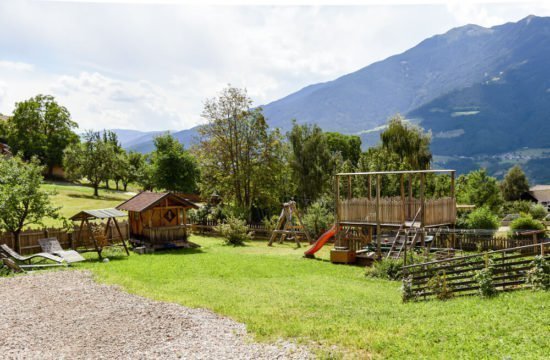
[67,193,126,201]
[148,247,206,256]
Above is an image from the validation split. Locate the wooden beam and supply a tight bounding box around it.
[335,176,340,247]
[401,174,405,225]
[368,174,372,200]
[376,174,381,258]
[348,175,352,199]
[113,217,130,256]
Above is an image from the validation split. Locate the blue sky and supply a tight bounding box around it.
[0,0,549,131]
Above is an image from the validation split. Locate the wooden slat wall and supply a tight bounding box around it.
[0,221,129,255]
[338,197,456,225]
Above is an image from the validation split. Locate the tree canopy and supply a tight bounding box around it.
[6,95,78,176]
[196,86,286,220]
[500,165,529,201]
[0,156,59,251]
[456,169,503,213]
[150,133,198,193]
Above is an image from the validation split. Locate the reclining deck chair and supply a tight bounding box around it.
[38,238,86,264]
[0,244,66,269]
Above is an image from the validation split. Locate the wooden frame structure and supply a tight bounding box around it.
[332,169,457,262]
[117,192,198,250]
[268,201,311,247]
[70,208,129,260]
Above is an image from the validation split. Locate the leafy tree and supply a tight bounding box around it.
[510,214,545,232]
[63,131,116,197]
[287,122,332,205]
[0,157,59,252]
[380,115,432,170]
[6,95,78,176]
[529,204,548,220]
[120,151,144,192]
[101,130,123,189]
[465,207,500,230]
[113,151,130,191]
[500,165,529,201]
[196,86,286,221]
[502,200,532,215]
[456,169,503,213]
[150,134,198,193]
[325,132,362,165]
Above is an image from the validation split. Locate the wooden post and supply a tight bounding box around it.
[408,173,412,220]
[368,175,372,200]
[335,176,340,247]
[420,173,426,256]
[86,219,102,260]
[113,217,130,256]
[400,174,405,226]
[348,175,352,199]
[451,171,456,249]
[376,174,381,258]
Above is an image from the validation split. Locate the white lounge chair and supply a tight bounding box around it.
[38,238,86,264]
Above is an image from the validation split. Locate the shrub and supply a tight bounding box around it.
[302,200,334,239]
[401,275,416,302]
[216,216,253,246]
[262,214,280,232]
[474,267,497,298]
[366,258,404,280]
[427,270,454,300]
[465,207,499,230]
[510,214,545,232]
[529,204,548,220]
[502,200,532,215]
[526,255,550,291]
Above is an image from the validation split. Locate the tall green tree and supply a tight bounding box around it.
[380,115,432,169]
[196,86,286,220]
[500,165,529,201]
[0,156,60,252]
[456,169,503,213]
[6,95,78,176]
[325,132,362,166]
[63,131,116,197]
[150,134,198,193]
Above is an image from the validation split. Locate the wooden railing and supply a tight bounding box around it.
[338,197,456,226]
[402,241,549,301]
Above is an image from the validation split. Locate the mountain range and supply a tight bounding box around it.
[114,15,550,183]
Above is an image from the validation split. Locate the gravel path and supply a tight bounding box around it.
[0,270,311,359]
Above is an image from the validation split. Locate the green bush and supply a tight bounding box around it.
[216,216,253,246]
[302,200,334,239]
[366,258,404,280]
[401,275,415,302]
[529,204,548,220]
[261,214,280,232]
[510,214,545,232]
[526,256,550,291]
[465,207,499,230]
[502,200,532,215]
[474,267,497,298]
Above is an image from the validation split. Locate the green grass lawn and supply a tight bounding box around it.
[40,181,134,227]
[78,236,550,359]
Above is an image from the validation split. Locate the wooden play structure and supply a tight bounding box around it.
[117,191,199,250]
[70,208,130,260]
[268,201,311,247]
[330,169,457,264]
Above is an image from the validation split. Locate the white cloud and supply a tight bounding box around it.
[0,60,34,72]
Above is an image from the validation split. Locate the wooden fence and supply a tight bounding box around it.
[338,197,456,226]
[402,241,549,301]
[0,221,129,255]
[189,221,271,239]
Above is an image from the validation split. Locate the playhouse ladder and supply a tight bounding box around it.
[387,207,422,259]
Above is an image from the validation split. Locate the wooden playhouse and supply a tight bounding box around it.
[117,191,199,250]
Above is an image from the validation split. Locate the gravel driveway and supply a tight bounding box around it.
[0,270,311,359]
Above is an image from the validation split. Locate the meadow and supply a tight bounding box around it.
[80,236,550,359]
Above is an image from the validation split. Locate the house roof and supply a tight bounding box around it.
[116,191,199,212]
[70,208,127,221]
[529,185,550,203]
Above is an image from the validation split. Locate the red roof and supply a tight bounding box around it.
[116,192,198,212]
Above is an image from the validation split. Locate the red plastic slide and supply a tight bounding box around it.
[304,225,336,257]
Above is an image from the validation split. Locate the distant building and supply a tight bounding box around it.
[522,185,550,211]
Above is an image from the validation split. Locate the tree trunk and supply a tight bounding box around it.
[123,183,128,192]
[115,180,119,190]
[14,230,21,253]
[93,183,99,197]
[105,180,110,189]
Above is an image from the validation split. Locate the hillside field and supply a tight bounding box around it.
[40,181,134,228]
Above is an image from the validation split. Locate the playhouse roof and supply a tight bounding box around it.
[116,191,198,212]
[70,208,127,221]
